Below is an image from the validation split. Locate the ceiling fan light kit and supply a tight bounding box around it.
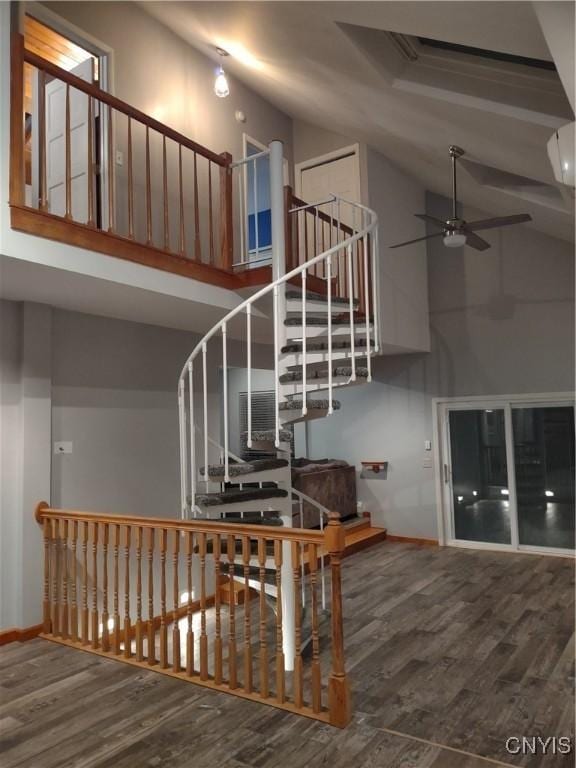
[390,145,532,251]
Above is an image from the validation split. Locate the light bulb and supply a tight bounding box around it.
[214,67,230,98]
[443,231,467,248]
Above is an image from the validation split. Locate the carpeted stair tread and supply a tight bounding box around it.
[281,337,375,354]
[279,366,369,383]
[195,487,288,507]
[200,458,289,478]
[280,398,340,411]
[285,315,370,327]
[286,290,358,307]
[241,428,292,443]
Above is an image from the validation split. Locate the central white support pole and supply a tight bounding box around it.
[269,139,295,670]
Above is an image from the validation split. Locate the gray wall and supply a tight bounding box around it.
[307,192,575,537]
[292,119,354,165]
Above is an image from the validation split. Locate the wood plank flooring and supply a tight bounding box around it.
[0,542,573,768]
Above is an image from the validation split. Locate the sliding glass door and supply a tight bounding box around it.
[512,406,575,550]
[441,398,575,554]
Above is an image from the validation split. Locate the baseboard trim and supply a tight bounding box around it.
[386,535,439,546]
[0,623,43,646]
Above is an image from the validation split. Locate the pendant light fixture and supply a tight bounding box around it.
[214,47,230,98]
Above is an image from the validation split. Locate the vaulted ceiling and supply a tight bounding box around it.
[140,1,575,242]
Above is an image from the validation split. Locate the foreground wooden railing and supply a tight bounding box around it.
[285,186,373,316]
[35,503,351,727]
[10,31,235,287]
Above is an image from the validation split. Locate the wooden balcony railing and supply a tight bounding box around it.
[285,186,373,316]
[9,32,236,288]
[35,502,351,728]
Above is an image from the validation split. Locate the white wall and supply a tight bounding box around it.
[308,192,575,538]
[0,301,51,629]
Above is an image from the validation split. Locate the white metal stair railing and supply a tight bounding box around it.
[178,141,379,518]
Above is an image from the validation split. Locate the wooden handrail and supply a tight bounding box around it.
[35,503,324,544]
[34,502,350,727]
[289,189,354,236]
[23,48,228,167]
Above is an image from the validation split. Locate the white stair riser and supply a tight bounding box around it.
[281,350,369,369]
[195,498,292,515]
[280,376,367,397]
[198,466,290,485]
[286,299,356,315]
[284,324,373,340]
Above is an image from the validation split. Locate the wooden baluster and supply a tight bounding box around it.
[145,126,152,245]
[127,117,134,239]
[185,530,194,676]
[64,84,72,220]
[219,152,233,270]
[326,512,351,727]
[213,533,223,684]
[227,534,237,689]
[309,542,322,713]
[172,529,181,672]
[242,535,253,693]
[258,538,269,699]
[123,526,131,658]
[147,528,156,664]
[51,519,60,636]
[135,526,143,661]
[274,540,285,703]
[178,145,185,256]
[208,162,215,265]
[199,532,208,680]
[163,135,170,252]
[38,69,48,211]
[291,541,303,707]
[59,519,69,639]
[193,152,201,261]
[81,520,89,644]
[87,96,95,227]
[107,106,114,233]
[70,520,78,642]
[112,523,121,654]
[160,528,168,668]
[101,524,109,651]
[91,521,99,648]
[42,518,51,633]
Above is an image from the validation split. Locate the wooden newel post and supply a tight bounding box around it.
[36,502,51,633]
[325,511,351,728]
[220,152,234,271]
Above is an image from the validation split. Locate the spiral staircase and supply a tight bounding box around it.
[177,140,381,665]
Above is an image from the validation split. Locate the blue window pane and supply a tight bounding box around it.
[248,208,272,251]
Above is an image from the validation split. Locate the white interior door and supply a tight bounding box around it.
[45,58,95,223]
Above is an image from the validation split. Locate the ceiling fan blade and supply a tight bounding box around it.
[465,232,491,251]
[414,213,446,229]
[466,214,532,232]
[389,232,445,249]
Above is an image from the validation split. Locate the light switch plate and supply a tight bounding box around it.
[54,441,73,454]
[424,440,432,451]
[115,150,124,166]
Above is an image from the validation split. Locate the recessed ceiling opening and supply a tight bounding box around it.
[417,37,557,72]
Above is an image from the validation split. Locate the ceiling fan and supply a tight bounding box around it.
[390,146,532,251]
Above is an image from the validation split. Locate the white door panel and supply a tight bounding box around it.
[45,58,95,223]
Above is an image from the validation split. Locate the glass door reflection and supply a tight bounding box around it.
[512,406,575,550]
[449,409,511,545]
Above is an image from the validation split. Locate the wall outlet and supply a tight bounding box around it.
[54,441,73,455]
[115,150,124,167]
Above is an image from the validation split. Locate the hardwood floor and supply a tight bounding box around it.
[0,542,573,767]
